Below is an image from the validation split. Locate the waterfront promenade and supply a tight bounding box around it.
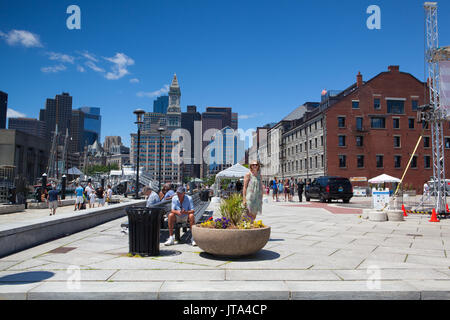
[0,195,449,300]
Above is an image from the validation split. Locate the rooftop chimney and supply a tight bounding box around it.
[388,65,399,72]
[356,71,363,88]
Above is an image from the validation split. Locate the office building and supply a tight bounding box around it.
[8,118,46,140]
[0,91,7,129]
[153,95,169,114]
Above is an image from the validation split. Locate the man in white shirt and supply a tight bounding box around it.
[85,182,94,208]
[144,183,160,207]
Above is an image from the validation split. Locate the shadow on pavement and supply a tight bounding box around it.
[0,271,55,284]
[199,249,280,262]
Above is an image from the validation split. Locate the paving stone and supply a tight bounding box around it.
[111,269,225,281]
[0,282,44,300]
[226,269,341,281]
[334,269,450,280]
[406,254,450,268]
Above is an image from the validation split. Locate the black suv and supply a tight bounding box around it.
[305,176,353,203]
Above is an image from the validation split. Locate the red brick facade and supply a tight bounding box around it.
[324,66,450,192]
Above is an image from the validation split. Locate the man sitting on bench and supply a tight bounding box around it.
[164,186,197,246]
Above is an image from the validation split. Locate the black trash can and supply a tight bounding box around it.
[200,190,209,202]
[126,206,165,256]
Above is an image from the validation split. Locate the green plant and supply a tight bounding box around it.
[218,193,245,226]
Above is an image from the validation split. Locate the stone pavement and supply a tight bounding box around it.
[0,195,449,300]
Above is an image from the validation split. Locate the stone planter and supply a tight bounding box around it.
[387,210,404,221]
[192,225,271,257]
[368,210,387,222]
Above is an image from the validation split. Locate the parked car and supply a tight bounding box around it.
[305,176,353,203]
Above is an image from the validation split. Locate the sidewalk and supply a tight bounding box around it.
[0,195,449,299]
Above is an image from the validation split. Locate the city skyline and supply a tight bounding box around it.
[1,0,450,148]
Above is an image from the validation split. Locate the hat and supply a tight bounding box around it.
[148,181,158,191]
[249,160,260,166]
[176,186,186,193]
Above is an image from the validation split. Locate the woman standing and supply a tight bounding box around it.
[243,160,264,220]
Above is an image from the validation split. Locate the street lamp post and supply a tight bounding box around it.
[158,127,165,192]
[133,109,145,199]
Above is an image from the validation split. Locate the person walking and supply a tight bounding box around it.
[106,185,113,204]
[47,184,60,216]
[277,180,283,201]
[297,179,304,202]
[289,177,295,202]
[96,186,105,207]
[74,183,84,211]
[243,160,264,220]
[272,178,278,202]
[284,179,289,202]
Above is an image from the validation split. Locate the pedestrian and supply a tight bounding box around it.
[272,178,278,202]
[423,181,431,202]
[163,184,175,200]
[284,179,289,202]
[277,180,283,201]
[89,189,96,208]
[289,177,295,201]
[47,184,60,216]
[144,183,160,207]
[74,183,84,211]
[106,185,113,204]
[96,186,105,207]
[85,182,94,200]
[242,160,264,220]
[159,184,168,201]
[297,179,304,202]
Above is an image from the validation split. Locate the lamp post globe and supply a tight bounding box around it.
[133,109,145,199]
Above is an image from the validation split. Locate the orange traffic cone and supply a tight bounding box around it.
[402,204,408,217]
[429,208,440,223]
[446,203,449,213]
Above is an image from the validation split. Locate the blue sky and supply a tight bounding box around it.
[1,0,449,147]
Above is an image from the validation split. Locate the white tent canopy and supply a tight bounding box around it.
[368,174,401,184]
[215,163,250,179]
[214,163,250,196]
[67,167,83,175]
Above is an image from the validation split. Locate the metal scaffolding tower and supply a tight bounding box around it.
[421,2,450,214]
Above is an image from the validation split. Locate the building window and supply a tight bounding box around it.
[409,118,415,129]
[352,100,360,109]
[356,117,363,130]
[394,136,401,148]
[310,157,312,169]
[394,155,401,168]
[309,140,312,150]
[412,100,419,111]
[321,155,324,167]
[314,122,317,131]
[338,117,346,128]
[338,135,346,147]
[315,156,318,168]
[321,136,323,146]
[357,155,364,168]
[424,136,430,148]
[376,155,384,168]
[445,137,450,149]
[387,99,405,114]
[424,155,431,169]
[356,136,363,147]
[315,138,318,148]
[374,98,381,110]
[393,118,400,129]
[411,155,417,168]
[339,155,347,168]
[371,117,386,129]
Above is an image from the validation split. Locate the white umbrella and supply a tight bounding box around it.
[368,174,401,184]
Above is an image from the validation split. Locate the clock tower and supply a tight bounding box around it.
[167,74,181,114]
[166,74,181,128]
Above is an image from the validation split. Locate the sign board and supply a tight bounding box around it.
[372,188,390,210]
[350,177,367,182]
[353,188,367,197]
[440,61,450,118]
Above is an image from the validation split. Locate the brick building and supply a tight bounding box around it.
[262,65,450,192]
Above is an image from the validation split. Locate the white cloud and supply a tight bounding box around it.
[41,64,67,73]
[137,84,170,98]
[79,50,98,62]
[0,29,42,48]
[47,52,75,64]
[239,113,263,120]
[85,61,105,73]
[104,53,134,80]
[7,108,26,118]
[77,65,86,72]
[129,78,139,83]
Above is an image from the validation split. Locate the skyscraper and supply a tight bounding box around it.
[0,91,7,129]
[181,105,202,178]
[39,92,73,140]
[79,106,101,146]
[153,95,169,114]
[8,118,46,139]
